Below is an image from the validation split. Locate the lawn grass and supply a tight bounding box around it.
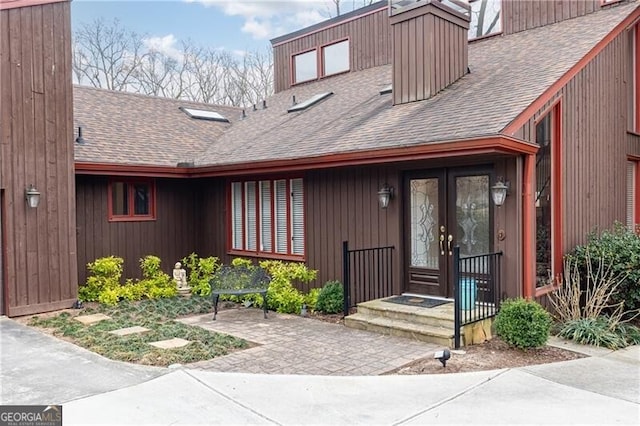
[28,296,249,366]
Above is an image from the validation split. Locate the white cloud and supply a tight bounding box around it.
[143,34,183,60]
[187,0,333,40]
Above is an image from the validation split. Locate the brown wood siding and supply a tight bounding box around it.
[194,178,228,263]
[391,4,468,105]
[272,7,391,93]
[515,28,633,255]
[75,176,198,286]
[0,1,77,316]
[501,0,603,36]
[305,166,402,294]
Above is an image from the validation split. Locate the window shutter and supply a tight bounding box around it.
[291,178,305,255]
[628,162,636,229]
[245,182,257,251]
[275,180,288,254]
[260,181,272,252]
[231,182,243,250]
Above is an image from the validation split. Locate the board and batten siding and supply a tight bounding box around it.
[513,26,635,254]
[0,0,78,316]
[501,0,604,36]
[272,6,391,93]
[75,176,198,286]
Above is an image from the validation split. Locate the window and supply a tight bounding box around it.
[109,179,155,221]
[230,178,305,257]
[293,50,317,84]
[468,0,502,39]
[322,40,349,76]
[634,23,640,133]
[628,161,639,230]
[292,39,350,84]
[535,107,562,289]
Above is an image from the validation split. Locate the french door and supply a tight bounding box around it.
[404,167,493,298]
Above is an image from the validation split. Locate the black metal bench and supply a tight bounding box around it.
[209,265,270,320]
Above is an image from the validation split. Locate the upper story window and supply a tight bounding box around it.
[322,40,350,76]
[293,50,317,84]
[109,179,156,221]
[468,0,502,39]
[230,178,305,258]
[292,39,350,85]
[634,23,640,133]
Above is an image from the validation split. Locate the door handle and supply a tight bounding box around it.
[447,235,453,256]
[439,234,445,255]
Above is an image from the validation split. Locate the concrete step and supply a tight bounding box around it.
[345,313,454,347]
[356,298,456,329]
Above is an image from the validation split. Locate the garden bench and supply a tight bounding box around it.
[209,265,270,320]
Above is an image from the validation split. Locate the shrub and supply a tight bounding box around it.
[182,253,221,296]
[138,255,177,299]
[304,288,322,312]
[78,256,124,302]
[567,223,640,315]
[259,260,316,314]
[557,317,640,349]
[316,281,344,314]
[494,298,552,349]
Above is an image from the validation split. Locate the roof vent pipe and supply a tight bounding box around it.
[75,126,86,144]
[292,95,297,105]
[253,104,257,111]
[242,109,246,119]
[262,100,267,109]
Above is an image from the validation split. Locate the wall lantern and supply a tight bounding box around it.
[491,178,509,207]
[377,183,394,209]
[25,184,41,208]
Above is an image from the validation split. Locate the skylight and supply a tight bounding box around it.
[179,107,229,123]
[380,85,392,95]
[288,92,334,113]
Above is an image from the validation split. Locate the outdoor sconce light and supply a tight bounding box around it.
[377,183,394,209]
[491,178,509,207]
[25,184,41,208]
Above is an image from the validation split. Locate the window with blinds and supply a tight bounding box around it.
[628,161,637,229]
[229,178,305,257]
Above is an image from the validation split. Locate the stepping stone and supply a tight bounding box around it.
[149,338,191,349]
[74,313,111,325]
[109,326,150,336]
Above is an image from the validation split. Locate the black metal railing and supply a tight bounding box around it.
[342,241,395,317]
[453,246,503,349]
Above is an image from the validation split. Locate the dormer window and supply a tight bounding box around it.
[292,39,350,85]
[293,49,317,84]
[322,39,349,76]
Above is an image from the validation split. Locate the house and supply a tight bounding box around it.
[0,0,77,316]
[3,0,639,318]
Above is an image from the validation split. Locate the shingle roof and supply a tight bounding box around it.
[73,86,241,167]
[73,1,637,169]
[195,1,636,167]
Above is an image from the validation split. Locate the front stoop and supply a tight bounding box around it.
[344,298,495,347]
[345,298,457,347]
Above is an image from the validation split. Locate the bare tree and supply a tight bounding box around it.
[72,18,146,91]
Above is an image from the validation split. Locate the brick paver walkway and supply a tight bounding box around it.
[180,308,439,376]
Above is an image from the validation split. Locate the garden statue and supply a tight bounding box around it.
[173,262,190,296]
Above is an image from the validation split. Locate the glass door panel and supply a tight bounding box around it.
[410,178,440,269]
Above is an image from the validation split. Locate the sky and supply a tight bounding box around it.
[71,0,363,56]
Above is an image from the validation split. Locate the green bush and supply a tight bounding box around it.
[316,281,344,314]
[567,223,640,314]
[182,253,221,296]
[557,317,640,349]
[78,256,124,302]
[138,255,177,299]
[494,298,552,349]
[259,260,316,314]
[304,288,322,312]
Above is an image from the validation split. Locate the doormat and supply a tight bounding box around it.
[383,295,451,308]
